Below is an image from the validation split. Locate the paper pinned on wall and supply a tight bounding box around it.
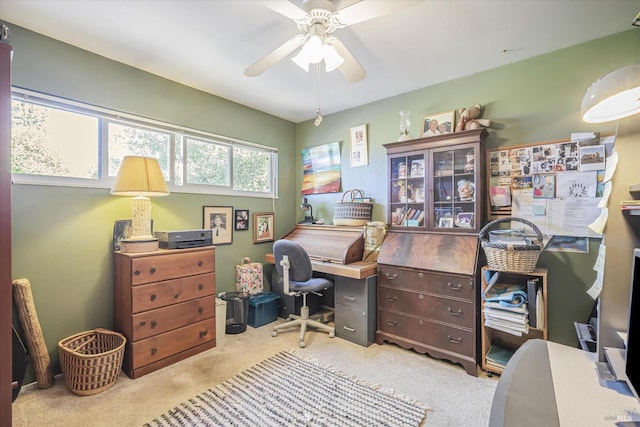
[587,244,606,299]
[588,207,608,235]
[597,181,613,208]
[603,151,619,183]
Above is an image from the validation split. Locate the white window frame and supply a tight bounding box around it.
[10,88,279,198]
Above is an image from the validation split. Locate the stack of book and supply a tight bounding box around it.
[486,344,515,371]
[483,272,529,336]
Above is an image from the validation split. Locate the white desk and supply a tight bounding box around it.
[490,340,640,426]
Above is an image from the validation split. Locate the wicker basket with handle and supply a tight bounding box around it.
[479,217,544,273]
[58,328,126,396]
[333,189,373,226]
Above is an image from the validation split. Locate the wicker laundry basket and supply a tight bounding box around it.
[479,217,543,273]
[58,328,125,396]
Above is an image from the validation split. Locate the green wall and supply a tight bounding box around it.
[7,22,640,384]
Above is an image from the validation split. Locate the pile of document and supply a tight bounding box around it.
[483,271,529,336]
[486,344,515,371]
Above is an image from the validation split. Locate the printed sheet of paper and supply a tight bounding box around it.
[603,150,618,183]
[556,171,598,198]
[587,244,606,299]
[546,198,603,237]
[511,189,548,235]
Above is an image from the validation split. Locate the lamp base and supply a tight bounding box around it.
[120,238,159,253]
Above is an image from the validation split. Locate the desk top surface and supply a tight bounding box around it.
[264,253,376,280]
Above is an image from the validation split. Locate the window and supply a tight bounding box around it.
[10,89,278,198]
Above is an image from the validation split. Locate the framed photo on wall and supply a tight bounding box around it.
[253,212,274,244]
[420,111,455,137]
[235,209,249,231]
[349,124,368,167]
[203,206,233,245]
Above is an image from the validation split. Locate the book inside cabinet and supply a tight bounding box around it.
[480,266,548,375]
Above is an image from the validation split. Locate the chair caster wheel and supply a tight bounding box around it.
[299,340,306,348]
[271,331,278,337]
[329,332,335,338]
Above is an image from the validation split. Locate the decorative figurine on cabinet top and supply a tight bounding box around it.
[455,104,493,132]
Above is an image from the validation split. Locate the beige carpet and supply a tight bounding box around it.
[12,319,497,426]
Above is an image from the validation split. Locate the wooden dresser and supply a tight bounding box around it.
[113,246,216,378]
[376,231,479,375]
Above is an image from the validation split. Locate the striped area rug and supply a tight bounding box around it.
[144,350,429,426]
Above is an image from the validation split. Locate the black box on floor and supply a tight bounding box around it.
[271,270,320,318]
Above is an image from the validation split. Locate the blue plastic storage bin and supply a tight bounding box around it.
[248,292,280,328]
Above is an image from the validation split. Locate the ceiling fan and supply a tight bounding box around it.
[244,0,421,83]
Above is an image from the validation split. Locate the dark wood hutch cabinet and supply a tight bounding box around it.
[376,129,487,376]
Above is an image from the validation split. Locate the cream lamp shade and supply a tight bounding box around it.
[581,64,640,123]
[111,156,169,242]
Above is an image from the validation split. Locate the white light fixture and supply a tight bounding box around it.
[292,24,344,74]
[581,64,640,123]
[111,156,169,251]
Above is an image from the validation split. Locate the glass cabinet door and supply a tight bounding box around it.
[431,144,478,231]
[389,153,425,228]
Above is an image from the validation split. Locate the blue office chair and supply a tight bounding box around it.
[271,239,335,347]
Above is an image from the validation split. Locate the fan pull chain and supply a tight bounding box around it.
[314,64,323,126]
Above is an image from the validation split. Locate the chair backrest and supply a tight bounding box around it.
[273,239,313,283]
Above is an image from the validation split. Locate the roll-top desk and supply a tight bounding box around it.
[113,246,216,378]
[376,231,480,375]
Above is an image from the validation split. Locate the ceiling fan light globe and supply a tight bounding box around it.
[292,52,311,72]
[323,44,344,72]
[306,35,324,63]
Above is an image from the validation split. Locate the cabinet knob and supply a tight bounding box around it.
[199,330,208,338]
[448,307,462,317]
[418,294,424,300]
[174,293,180,299]
[150,267,156,274]
[198,261,203,267]
[198,307,204,314]
[448,282,462,291]
[448,334,462,344]
[198,284,204,291]
[150,294,157,301]
[139,321,146,327]
[418,272,424,278]
[150,320,157,328]
[151,347,158,356]
[134,270,140,276]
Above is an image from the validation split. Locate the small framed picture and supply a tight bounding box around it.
[349,123,368,167]
[235,209,249,231]
[454,212,475,228]
[253,212,274,244]
[420,111,455,137]
[203,206,233,245]
[438,217,454,228]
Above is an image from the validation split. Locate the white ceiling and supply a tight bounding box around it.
[1,0,638,123]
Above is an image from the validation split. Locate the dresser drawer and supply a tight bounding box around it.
[377,285,474,329]
[377,309,474,357]
[131,250,215,285]
[335,277,369,310]
[378,265,474,301]
[131,318,215,369]
[131,296,215,340]
[335,304,374,346]
[132,272,215,313]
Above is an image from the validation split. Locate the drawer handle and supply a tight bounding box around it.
[385,273,397,280]
[418,294,424,300]
[385,320,397,327]
[150,320,157,328]
[139,321,146,327]
[448,282,462,291]
[198,284,204,291]
[150,294,157,301]
[198,261,203,267]
[344,296,356,303]
[448,334,462,344]
[385,295,397,303]
[418,272,424,278]
[198,307,204,314]
[448,307,462,317]
[342,326,356,333]
[134,270,140,276]
[150,267,156,274]
[151,347,158,356]
[199,330,208,338]
[174,293,180,299]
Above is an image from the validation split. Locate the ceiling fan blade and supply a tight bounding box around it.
[329,37,366,83]
[261,1,309,21]
[335,0,423,27]
[245,35,306,77]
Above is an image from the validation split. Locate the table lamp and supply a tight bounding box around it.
[300,197,314,224]
[111,156,169,252]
